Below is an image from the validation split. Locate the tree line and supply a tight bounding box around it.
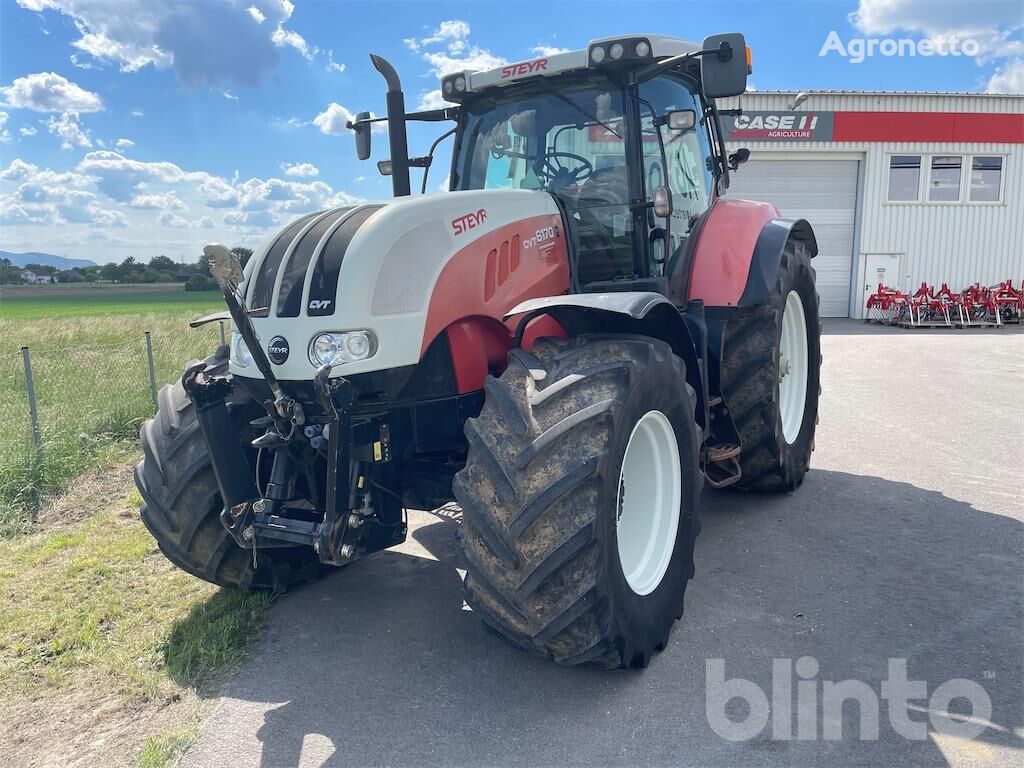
[0,248,254,291]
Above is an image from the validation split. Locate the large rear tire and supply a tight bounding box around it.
[453,335,702,669]
[721,239,822,492]
[134,348,325,591]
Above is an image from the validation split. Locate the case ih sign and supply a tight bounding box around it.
[723,111,835,141]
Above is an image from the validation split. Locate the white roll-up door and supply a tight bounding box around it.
[726,158,859,317]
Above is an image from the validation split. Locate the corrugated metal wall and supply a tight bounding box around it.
[720,92,1024,316]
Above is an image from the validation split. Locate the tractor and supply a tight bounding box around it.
[135,32,821,669]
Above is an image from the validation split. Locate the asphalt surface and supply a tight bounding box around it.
[184,320,1023,768]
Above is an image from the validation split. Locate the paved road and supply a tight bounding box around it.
[184,321,1023,768]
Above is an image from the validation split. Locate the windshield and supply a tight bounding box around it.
[453,78,640,282]
[453,77,628,198]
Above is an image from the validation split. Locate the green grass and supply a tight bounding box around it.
[0,485,273,765]
[0,286,221,319]
[0,286,223,535]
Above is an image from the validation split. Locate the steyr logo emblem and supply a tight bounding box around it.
[267,336,290,365]
[451,208,487,236]
[501,58,549,79]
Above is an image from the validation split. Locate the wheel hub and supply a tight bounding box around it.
[778,290,809,445]
[615,410,682,596]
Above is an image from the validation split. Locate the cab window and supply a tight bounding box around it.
[637,76,713,268]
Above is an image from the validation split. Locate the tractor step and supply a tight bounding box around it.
[703,443,742,489]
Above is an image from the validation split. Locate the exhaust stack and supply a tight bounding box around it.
[369,54,411,197]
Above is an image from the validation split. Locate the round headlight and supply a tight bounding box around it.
[454,76,466,92]
[443,79,454,95]
[310,333,340,367]
[609,43,624,60]
[635,41,651,57]
[230,331,253,368]
[343,331,372,361]
[590,46,606,63]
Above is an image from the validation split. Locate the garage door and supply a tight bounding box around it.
[726,158,859,317]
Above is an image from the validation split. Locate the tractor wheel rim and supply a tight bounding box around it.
[616,410,682,596]
[779,289,809,444]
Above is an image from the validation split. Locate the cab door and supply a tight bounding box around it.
[637,75,715,307]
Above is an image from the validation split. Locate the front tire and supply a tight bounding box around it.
[134,348,325,591]
[453,335,702,669]
[721,239,822,492]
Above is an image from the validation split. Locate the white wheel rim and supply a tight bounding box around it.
[615,410,682,596]
[779,290,809,444]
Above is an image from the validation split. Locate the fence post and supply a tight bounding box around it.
[219,320,227,346]
[144,331,158,411]
[21,346,42,452]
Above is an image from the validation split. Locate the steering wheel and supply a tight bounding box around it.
[537,151,594,187]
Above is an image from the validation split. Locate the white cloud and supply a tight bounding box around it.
[224,209,277,228]
[191,215,215,229]
[47,110,92,149]
[20,125,37,137]
[416,89,448,111]
[405,20,471,53]
[115,137,134,149]
[313,102,355,135]
[849,1,1024,63]
[131,109,144,118]
[325,49,346,74]
[281,162,318,177]
[222,90,239,101]
[0,111,9,143]
[17,0,309,88]
[0,71,103,112]
[129,192,185,210]
[987,59,1024,92]
[531,45,571,56]
[272,27,315,60]
[405,19,506,82]
[157,210,189,227]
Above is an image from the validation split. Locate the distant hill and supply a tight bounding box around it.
[0,251,97,270]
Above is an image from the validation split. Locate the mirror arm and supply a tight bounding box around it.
[633,47,718,85]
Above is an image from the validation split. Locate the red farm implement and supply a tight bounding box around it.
[865,279,1023,328]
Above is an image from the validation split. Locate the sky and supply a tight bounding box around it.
[0,0,1022,264]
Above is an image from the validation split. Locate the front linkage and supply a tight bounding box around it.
[187,245,405,568]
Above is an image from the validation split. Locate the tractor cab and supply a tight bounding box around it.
[350,33,751,301]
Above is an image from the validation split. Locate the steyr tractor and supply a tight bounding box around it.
[136,32,821,669]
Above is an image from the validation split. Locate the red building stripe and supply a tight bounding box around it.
[833,112,1024,143]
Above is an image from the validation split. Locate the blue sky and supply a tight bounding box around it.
[1,0,1021,263]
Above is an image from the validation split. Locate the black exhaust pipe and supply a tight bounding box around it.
[369,54,411,197]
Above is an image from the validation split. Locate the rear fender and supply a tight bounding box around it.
[688,197,817,309]
[504,292,706,425]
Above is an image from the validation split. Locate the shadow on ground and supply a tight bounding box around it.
[182,470,1023,768]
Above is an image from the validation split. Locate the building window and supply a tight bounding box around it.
[887,155,921,201]
[928,155,963,202]
[969,156,1003,202]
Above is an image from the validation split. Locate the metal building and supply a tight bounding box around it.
[719,91,1024,318]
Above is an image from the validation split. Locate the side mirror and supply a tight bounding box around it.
[728,147,751,170]
[351,111,372,160]
[700,33,748,99]
[665,109,696,131]
[652,186,673,218]
[203,244,243,290]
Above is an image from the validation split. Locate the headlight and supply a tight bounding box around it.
[590,45,606,63]
[230,331,253,368]
[609,43,624,60]
[635,41,651,57]
[309,331,378,367]
[454,75,466,92]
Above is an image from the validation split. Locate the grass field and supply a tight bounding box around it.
[0,285,223,535]
[0,285,272,766]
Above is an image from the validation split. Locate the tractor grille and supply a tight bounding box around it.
[248,212,321,315]
[306,205,383,317]
[276,208,353,317]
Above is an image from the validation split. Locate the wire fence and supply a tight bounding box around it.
[0,321,228,535]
